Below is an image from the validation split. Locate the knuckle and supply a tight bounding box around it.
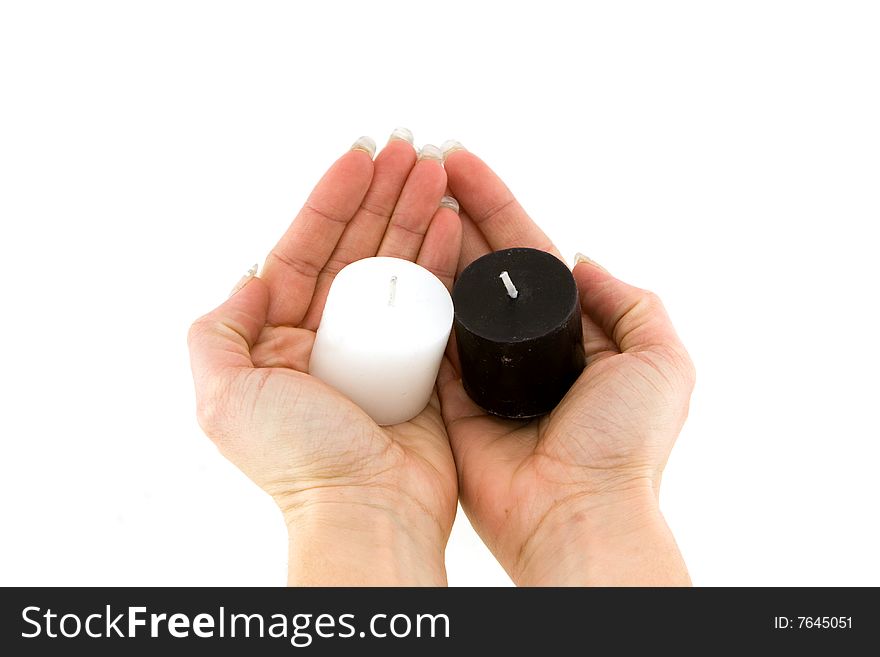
[322,255,351,277]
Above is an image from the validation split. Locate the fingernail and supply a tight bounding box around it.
[388,127,414,145]
[573,253,607,272]
[440,140,465,161]
[439,196,460,213]
[418,144,443,161]
[229,263,259,297]
[350,136,377,158]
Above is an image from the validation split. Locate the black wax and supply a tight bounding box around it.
[452,248,586,419]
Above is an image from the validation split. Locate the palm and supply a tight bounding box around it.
[220,342,456,528]
[444,345,688,561]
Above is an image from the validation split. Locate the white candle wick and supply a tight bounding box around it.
[499,270,518,299]
[388,275,398,306]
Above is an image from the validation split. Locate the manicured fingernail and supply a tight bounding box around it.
[350,136,376,158]
[440,140,465,161]
[229,263,258,297]
[388,127,414,145]
[439,196,460,213]
[573,252,607,272]
[418,144,443,161]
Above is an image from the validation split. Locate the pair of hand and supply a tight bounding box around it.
[187,131,695,586]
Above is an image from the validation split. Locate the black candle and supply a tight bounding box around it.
[452,248,586,419]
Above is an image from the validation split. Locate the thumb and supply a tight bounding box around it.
[187,269,270,395]
[572,255,689,360]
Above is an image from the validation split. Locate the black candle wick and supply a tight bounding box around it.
[499,270,519,299]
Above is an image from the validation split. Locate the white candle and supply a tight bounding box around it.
[309,257,454,426]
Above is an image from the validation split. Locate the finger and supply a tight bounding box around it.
[376,145,447,261]
[416,197,462,292]
[582,312,620,364]
[573,256,688,357]
[250,325,315,372]
[441,200,484,372]
[301,134,417,330]
[187,275,269,393]
[444,148,561,258]
[458,210,492,275]
[261,140,375,327]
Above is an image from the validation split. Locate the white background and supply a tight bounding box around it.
[1,1,878,586]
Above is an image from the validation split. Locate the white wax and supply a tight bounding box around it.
[308,257,454,426]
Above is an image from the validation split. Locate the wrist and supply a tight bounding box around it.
[512,484,690,587]
[279,488,448,586]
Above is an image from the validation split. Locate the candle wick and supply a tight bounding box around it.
[388,275,398,306]
[499,271,518,299]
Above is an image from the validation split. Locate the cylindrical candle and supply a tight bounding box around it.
[309,257,453,426]
[452,248,585,419]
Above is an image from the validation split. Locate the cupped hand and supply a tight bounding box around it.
[439,148,696,586]
[188,136,461,585]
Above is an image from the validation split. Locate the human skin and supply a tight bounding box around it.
[188,135,695,587]
[438,146,696,585]
[187,134,462,585]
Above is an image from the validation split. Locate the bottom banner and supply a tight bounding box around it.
[0,587,872,653]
